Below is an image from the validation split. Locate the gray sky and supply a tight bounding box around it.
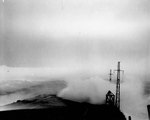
[1,0,149,74]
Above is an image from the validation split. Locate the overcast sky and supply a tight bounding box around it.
[0,0,148,75]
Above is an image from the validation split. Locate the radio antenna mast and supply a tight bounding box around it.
[114,61,124,109]
[109,69,113,82]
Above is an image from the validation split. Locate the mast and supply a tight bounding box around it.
[109,69,112,82]
[114,61,123,109]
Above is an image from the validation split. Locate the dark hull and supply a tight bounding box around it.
[0,103,126,120]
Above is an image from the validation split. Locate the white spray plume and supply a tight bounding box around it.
[58,75,115,104]
[58,74,149,120]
